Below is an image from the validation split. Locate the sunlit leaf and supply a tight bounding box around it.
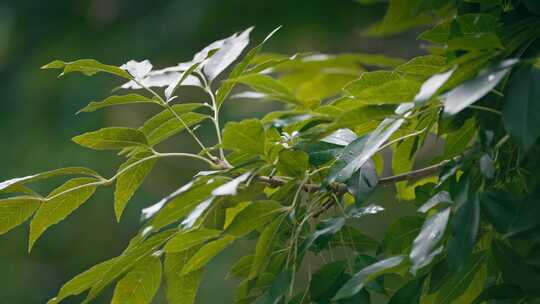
[0,196,41,236]
[203,27,253,81]
[250,217,283,278]
[216,26,282,107]
[443,59,517,115]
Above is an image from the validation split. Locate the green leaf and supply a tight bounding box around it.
[492,240,540,294]
[148,178,227,231]
[333,255,405,300]
[111,255,162,304]
[29,177,99,251]
[0,167,100,192]
[443,59,516,115]
[346,159,378,205]
[216,27,281,107]
[396,55,446,79]
[327,103,413,183]
[0,196,42,236]
[447,33,503,51]
[42,59,132,78]
[181,235,236,274]
[444,117,476,159]
[435,251,487,304]
[83,229,175,303]
[222,119,266,156]
[305,217,346,254]
[309,260,348,302]
[409,207,450,274]
[212,172,251,196]
[77,94,157,113]
[250,217,283,278]
[413,67,455,106]
[329,105,395,131]
[388,277,424,304]
[384,216,424,255]
[481,192,540,237]
[114,157,157,221]
[165,248,204,304]
[72,127,148,150]
[255,271,291,304]
[503,64,540,150]
[47,258,118,304]
[225,200,285,237]
[164,228,222,253]
[228,255,254,279]
[227,74,301,106]
[472,284,524,304]
[141,105,207,146]
[447,193,480,270]
[349,78,421,104]
[344,71,401,95]
[277,150,309,177]
[365,0,434,36]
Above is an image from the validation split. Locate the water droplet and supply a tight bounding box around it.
[141,226,153,237]
[488,74,495,82]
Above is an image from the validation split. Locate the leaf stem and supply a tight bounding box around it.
[44,151,215,202]
[131,77,213,160]
[468,105,502,115]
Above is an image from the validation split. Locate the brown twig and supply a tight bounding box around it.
[256,158,453,194]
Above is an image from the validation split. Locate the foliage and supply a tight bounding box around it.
[2,0,540,303]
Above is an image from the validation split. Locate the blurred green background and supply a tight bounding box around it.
[0,0,424,303]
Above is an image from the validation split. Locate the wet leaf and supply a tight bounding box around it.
[443,59,517,115]
[409,208,450,274]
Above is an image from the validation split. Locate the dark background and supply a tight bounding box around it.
[0,1,423,302]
